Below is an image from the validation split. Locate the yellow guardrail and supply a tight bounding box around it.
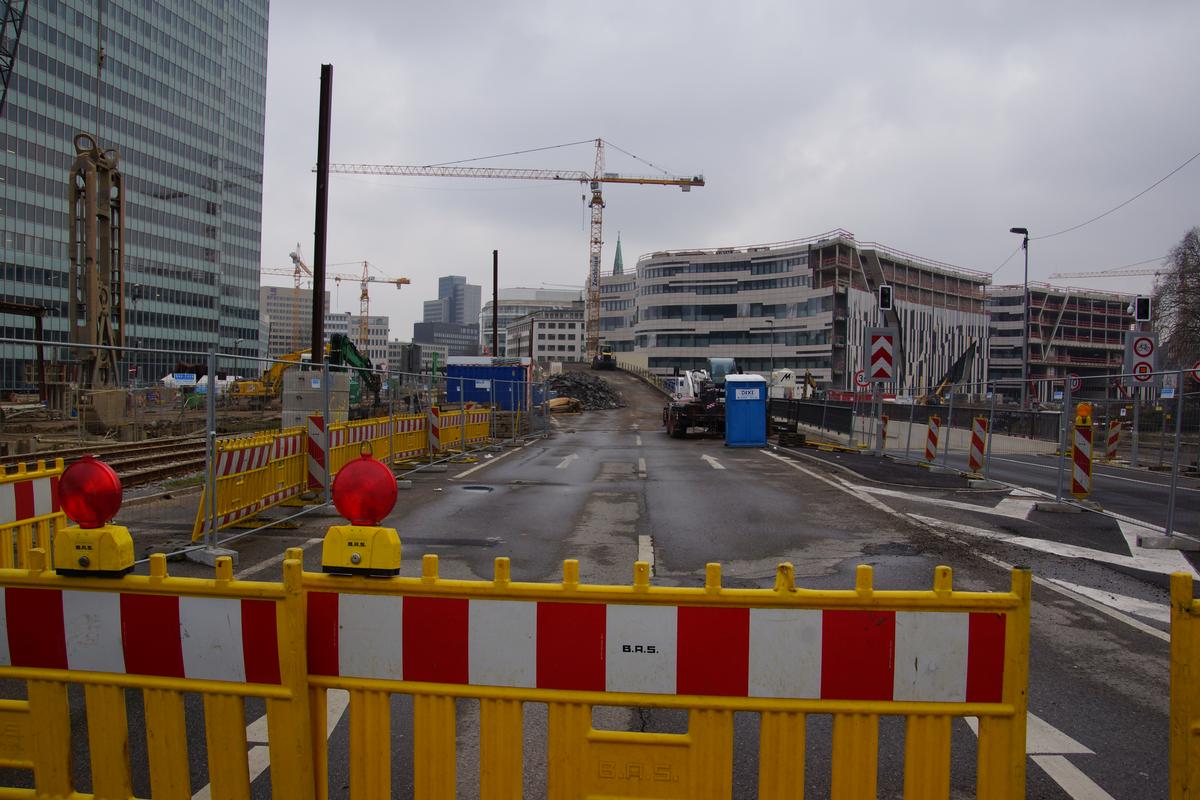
[301,556,1031,798]
[429,406,492,452]
[388,412,427,462]
[0,459,66,569]
[1172,573,1200,799]
[0,550,314,799]
[191,427,305,541]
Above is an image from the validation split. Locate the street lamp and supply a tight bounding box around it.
[1010,227,1030,408]
[765,319,775,379]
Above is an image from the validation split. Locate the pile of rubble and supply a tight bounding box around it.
[546,372,626,410]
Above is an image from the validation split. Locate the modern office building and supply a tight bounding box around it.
[324,312,389,366]
[987,284,1134,402]
[481,287,583,356]
[424,275,481,328]
[0,1,269,388]
[413,321,480,357]
[628,230,990,393]
[260,287,330,359]
[505,304,586,363]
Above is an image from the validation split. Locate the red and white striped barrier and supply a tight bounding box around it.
[968,417,988,473]
[0,587,281,684]
[427,407,443,452]
[924,416,942,463]
[1106,419,1120,461]
[1071,426,1092,499]
[215,440,271,480]
[0,474,60,526]
[307,415,328,491]
[307,593,1006,702]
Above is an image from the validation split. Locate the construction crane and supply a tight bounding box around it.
[326,138,704,358]
[0,1,29,117]
[1050,267,1165,279]
[264,249,410,348]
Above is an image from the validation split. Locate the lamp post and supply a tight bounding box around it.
[765,319,776,379]
[1010,227,1030,408]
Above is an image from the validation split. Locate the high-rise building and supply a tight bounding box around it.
[324,312,390,366]
[506,304,586,363]
[260,287,330,359]
[481,288,584,356]
[424,275,481,327]
[413,321,480,357]
[0,1,269,388]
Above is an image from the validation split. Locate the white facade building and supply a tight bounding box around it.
[505,305,586,363]
[480,288,583,356]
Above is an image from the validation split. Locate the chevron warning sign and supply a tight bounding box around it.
[865,327,898,382]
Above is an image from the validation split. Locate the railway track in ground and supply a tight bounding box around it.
[0,436,209,488]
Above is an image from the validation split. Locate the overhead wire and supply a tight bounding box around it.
[423,139,595,168]
[603,139,676,176]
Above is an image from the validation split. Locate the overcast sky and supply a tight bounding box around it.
[259,0,1200,336]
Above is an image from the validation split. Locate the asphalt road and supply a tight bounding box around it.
[1,368,1181,798]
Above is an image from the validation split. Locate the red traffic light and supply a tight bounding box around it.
[332,455,397,526]
[59,455,122,529]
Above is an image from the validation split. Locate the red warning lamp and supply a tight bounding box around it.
[332,455,397,526]
[59,455,122,529]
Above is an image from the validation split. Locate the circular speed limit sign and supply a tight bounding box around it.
[1133,336,1155,358]
[1133,362,1154,382]
[1068,373,1081,391]
[854,369,869,388]
[1191,359,1200,383]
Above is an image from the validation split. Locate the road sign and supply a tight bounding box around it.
[865,327,898,382]
[1191,359,1200,383]
[1163,386,1176,399]
[853,369,870,388]
[1053,390,1064,401]
[172,372,196,385]
[1068,373,1081,391]
[1123,332,1160,388]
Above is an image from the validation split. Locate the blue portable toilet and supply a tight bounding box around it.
[724,374,768,447]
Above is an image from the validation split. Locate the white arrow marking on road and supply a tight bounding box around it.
[701,454,725,470]
[556,453,579,469]
[964,713,1115,800]
[193,689,350,799]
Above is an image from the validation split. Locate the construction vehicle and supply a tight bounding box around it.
[229,349,311,407]
[918,341,979,405]
[328,333,381,416]
[663,357,739,438]
[592,344,616,370]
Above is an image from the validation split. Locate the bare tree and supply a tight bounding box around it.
[1153,227,1200,368]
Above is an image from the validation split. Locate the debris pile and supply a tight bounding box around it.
[546,373,626,411]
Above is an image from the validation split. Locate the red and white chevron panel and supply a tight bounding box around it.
[968,417,988,473]
[1071,427,1092,499]
[1105,420,1120,461]
[307,415,328,491]
[0,475,60,526]
[869,333,895,381]
[427,408,443,452]
[307,594,1007,703]
[924,416,941,463]
[0,587,281,684]
[215,442,271,478]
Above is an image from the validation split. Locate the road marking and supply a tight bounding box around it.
[847,483,1037,520]
[1030,756,1117,800]
[638,457,647,478]
[237,537,324,580]
[556,453,579,469]
[701,454,725,470]
[759,450,1172,643]
[451,444,524,479]
[193,689,350,799]
[638,534,654,573]
[635,435,642,446]
[992,455,1198,493]
[1045,578,1170,624]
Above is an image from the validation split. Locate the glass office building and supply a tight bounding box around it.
[0,0,269,387]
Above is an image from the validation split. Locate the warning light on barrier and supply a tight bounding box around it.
[53,456,134,577]
[322,455,401,576]
[1075,401,1093,428]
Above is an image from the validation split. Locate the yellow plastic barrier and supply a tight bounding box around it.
[0,459,66,569]
[302,555,1031,799]
[388,412,427,462]
[0,550,314,799]
[1172,573,1200,799]
[428,406,492,453]
[191,427,306,541]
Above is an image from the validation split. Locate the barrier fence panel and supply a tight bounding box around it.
[0,551,315,799]
[300,554,1032,799]
[191,428,305,542]
[1172,572,1200,800]
[0,460,64,569]
[389,413,427,462]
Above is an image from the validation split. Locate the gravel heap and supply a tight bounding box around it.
[546,372,626,410]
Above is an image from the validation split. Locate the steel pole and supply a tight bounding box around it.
[205,348,217,549]
[904,397,915,461]
[1166,371,1186,537]
[985,384,997,480]
[942,389,955,466]
[1056,380,1071,501]
[1021,236,1029,409]
[322,361,331,505]
[1131,389,1140,467]
[310,65,333,362]
[460,377,466,453]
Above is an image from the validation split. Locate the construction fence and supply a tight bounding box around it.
[0,548,1033,799]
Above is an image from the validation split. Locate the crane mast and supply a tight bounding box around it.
[326,138,703,358]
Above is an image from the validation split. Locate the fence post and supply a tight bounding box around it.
[206,348,218,549]
[459,377,467,453]
[322,361,332,505]
[388,388,394,465]
[490,379,496,443]
[985,384,997,480]
[1056,380,1071,502]
[1166,370,1186,537]
[904,398,915,461]
[1131,388,1141,467]
[942,389,955,467]
[820,393,829,434]
[849,393,857,447]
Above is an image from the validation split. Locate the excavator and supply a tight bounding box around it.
[229,348,311,408]
[228,334,381,413]
[918,341,978,405]
[328,333,381,415]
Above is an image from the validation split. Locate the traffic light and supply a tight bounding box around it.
[1134,296,1152,322]
[878,284,893,311]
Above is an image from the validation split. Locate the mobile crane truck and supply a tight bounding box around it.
[662,357,738,438]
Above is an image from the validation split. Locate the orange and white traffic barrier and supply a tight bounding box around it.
[1072,426,1093,499]
[924,415,941,462]
[1106,419,1120,461]
[427,407,443,452]
[968,416,988,473]
[307,414,328,491]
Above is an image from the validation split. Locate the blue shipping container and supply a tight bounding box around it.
[446,361,531,410]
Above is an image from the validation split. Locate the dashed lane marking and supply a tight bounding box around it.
[991,455,1198,493]
[451,443,526,479]
[237,537,324,580]
[638,534,654,573]
[635,435,642,446]
[638,457,647,479]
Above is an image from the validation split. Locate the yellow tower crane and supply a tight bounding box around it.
[326,138,704,358]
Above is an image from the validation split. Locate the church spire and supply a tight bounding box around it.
[613,232,624,275]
